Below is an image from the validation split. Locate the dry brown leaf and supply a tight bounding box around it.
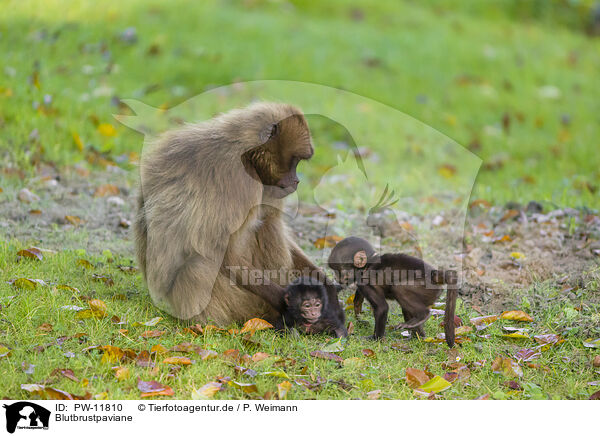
[491,356,523,378]
[309,350,343,363]
[17,248,43,261]
[405,368,430,388]
[163,356,192,365]
[94,184,120,197]
[140,330,165,339]
[240,318,273,334]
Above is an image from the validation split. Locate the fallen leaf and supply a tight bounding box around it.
[534,334,562,345]
[92,274,114,286]
[11,278,38,290]
[500,310,533,322]
[251,352,271,362]
[418,376,452,393]
[101,345,124,364]
[240,318,273,334]
[228,380,258,394]
[310,350,343,363]
[133,317,163,327]
[197,349,218,360]
[72,131,84,151]
[491,356,523,378]
[514,348,541,362]
[362,349,375,357]
[313,235,343,249]
[192,382,222,399]
[583,338,600,348]
[500,209,519,222]
[438,164,456,179]
[64,215,82,226]
[77,259,94,269]
[590,390,600,400]
[17,248,43,261]
[277,380,292,400]
[405,368,430,388]
[366,389,382,400]
[37,323,53,332]
[470,315,498,326]
[98,123,117,137]
[150,344,168,355]
[163,356,192,365]
[502,332,530,339]
[113,366,130,381]
[140,330,165,339]
[137,379,174,397]
[52,368,79,382]
[94,184,120,197]
[0,345,12,358]
[261,370,289,379]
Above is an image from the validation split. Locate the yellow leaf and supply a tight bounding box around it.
[0,345,11,358]
[192,382,221,399]
[12,278,38,290]
[418,375,452,393]
[438,164,456,179]
[97,123,117,137]
[228,380,258,393]
[72,132,84,151]
[150,344,168,355]
[313,235,343,249]
[240,318,273,334]
[277,380,292,400]
[470,315,498,325]
[101,345,124,364]
[502,332,530,339]
[500,310,533,322]
[163,356,192,365]
[455,325,473,336]
[89,299,108,318]
[65,215,82,226]
[510,252,526,260]
[94,392,109,400]
[114,366,130,381]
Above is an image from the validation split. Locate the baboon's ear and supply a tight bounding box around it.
[353,250,368,268]
[259,123,278,144]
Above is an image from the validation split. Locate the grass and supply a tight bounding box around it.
[1,242,599,400]
[1,0,600,400]
[1,0,599,207]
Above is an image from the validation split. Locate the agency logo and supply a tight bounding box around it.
[2,402,50,433]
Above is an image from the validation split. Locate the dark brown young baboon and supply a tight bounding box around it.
[328,236,457,347]
[275,276,346,337]
[134,102,345,334]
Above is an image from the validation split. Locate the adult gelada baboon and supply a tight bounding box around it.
[135,102,346,334]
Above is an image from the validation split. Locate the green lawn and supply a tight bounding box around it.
[1,0,599,207]
[1,0,600,400]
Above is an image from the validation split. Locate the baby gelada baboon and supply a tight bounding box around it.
[328,237,457,347]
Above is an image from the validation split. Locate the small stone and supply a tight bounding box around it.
[593,355,600,368]
[106,196,125,207]
[18,188,40,203]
